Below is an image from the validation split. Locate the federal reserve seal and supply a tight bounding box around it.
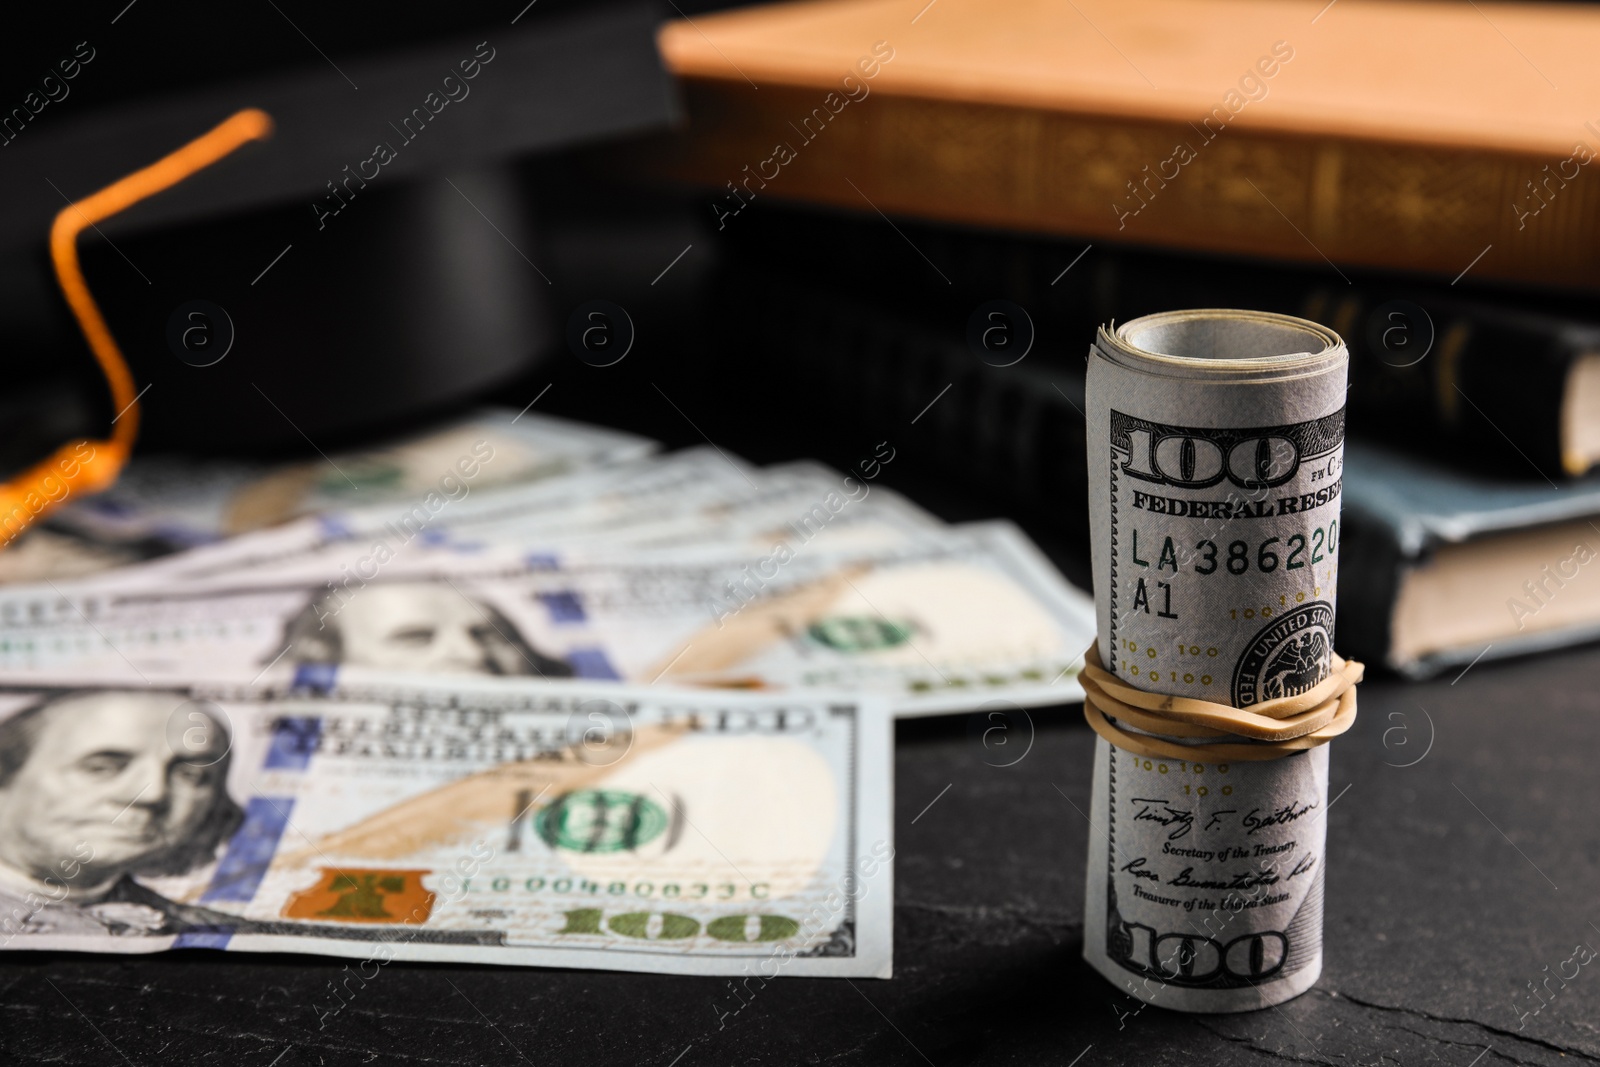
[1232,602,1335,708]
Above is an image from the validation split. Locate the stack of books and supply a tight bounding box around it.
[625,0,1600,677]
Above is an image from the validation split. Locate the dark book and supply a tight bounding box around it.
[1300,291,1600,480]
[1058,250,1600,480]
[705,203,1600,478]
[1072,254,1600,480]
[1337,442,1600,678]
[716,275,1091,542]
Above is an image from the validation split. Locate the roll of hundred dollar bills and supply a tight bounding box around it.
[1083,310,1348,1013]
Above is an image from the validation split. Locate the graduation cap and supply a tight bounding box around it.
[0,0,677,454]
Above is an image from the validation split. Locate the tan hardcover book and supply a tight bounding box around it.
[651,0,1600,289]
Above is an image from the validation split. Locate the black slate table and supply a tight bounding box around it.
[3,636,1593,1066]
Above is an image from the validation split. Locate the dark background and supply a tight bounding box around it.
[3,1,1598,1063]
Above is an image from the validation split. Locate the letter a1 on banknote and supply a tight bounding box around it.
[1083,310,1349,1012]
[0,673,892,977]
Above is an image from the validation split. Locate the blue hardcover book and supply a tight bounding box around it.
[1339,442,1600,677]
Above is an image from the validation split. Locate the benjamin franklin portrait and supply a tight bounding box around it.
[280,580,571,678]
[0,690,246,938]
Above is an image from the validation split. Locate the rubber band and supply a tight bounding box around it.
[0,109,273,548]
[1080,641,1362,762]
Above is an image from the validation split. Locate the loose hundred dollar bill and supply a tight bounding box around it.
[45,408,657,553]
[1082,310,1348,1012]
[95,446,762,589]
[0,673,892,977]
[451,459,946,558]
[146,456,945,588]
[0,522,1093,715]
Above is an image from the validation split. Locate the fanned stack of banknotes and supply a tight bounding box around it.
[0,409,1093,978]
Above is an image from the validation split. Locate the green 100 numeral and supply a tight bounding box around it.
[560,908,800,943]
[1194,522,1337,576]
